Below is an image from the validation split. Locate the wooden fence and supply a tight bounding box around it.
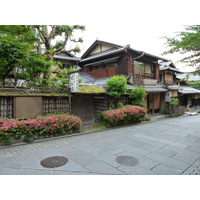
[171,106,185,117]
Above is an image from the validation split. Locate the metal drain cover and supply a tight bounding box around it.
[115,156,139,167]
[40,156,68,168]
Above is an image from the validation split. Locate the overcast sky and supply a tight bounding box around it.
[2,0,199,73]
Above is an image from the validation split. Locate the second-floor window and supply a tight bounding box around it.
[134,61,154,74]
[89,62,117,71]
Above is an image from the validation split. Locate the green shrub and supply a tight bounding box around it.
[106,75,128,109]
[106,75,128,98]
[99,105,147,127]
[0,114,82,146]
[129,87,146,107]
[170,98,179,106]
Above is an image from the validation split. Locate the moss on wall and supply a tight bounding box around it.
[78,85,107,94]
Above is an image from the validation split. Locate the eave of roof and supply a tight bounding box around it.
[80,46,128,63]
[53,55,80,61]
[81,40,123,59]
[178,86,200,94]
[160,66,181,73]
[144,86,168,92]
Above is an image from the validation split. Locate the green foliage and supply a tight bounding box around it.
[33,25,85,58]
[99,105,147,127]
[50,67,77,89]
[162,103,170,114]
[129,87,146,107]
[0,114,82,146]
[163,25,200,68]
[0,25,85,85]
[0,25,37,44]
[186,81,200,90]
[107,75,128,98]
[0,35,31,84]
[170,98,179,106]
[20,53,53,82]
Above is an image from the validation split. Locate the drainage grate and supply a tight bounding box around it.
[115,156,139,167]
[40,156,68,168]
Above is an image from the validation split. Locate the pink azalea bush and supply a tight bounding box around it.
[99,105,146,127]
[0,114,82,145]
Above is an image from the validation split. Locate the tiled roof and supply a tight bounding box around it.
[168,86,200,94]
[176,73,200,81]
[53,55,80,61]
[145,86,168,92]
[178,86,200,94]
[80,46,129,62]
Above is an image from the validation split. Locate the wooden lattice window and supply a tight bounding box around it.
[42,97,69,115]
[0,97,13,118]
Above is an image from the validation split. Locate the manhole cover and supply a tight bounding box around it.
[115,156,139,167]
[40,156,68,168]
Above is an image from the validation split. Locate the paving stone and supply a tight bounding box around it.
[0,168,48,175]
[84,160,125,175]
[138,157,160,170]
[118,144,150,156]
[14,152,42,163]
[95,144,124,155]
[34,148,64,159]
[172,154,198,164]
[0,156,21,168]
[145,152,191,171]
[186,146,200,153]
[125,139,146,147]
[152,147,177,158]
[164,145,200,158]
[49,171,96,175]
[133,137,166,148]
[69,154,99,166]
[117,165,157,175]
[152,164,182,175]
[139,144,159,151]
[52,159,89,173]
[72,143,101,153]
[88,149,121,167]
[19,159,50,171]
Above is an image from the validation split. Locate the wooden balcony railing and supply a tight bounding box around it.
[134,73,154,80]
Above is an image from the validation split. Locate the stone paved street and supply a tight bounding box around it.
[0,114,200,175]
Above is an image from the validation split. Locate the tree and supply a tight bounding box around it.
[106,75,128,109]
[0,25,38,85]
[129,87,146,107]
[33,25,85,60]
[0,35,30,85]
[186,81,200,90]
[32,25,85,80]
[0,25,85,85]
[20,53,53,85]
[163,25,200,71]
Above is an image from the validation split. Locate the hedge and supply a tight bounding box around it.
[0,114,82,146]
[98,105,147,127]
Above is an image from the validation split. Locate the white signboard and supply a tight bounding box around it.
[165,92,171,102]
[69,73,79,92]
